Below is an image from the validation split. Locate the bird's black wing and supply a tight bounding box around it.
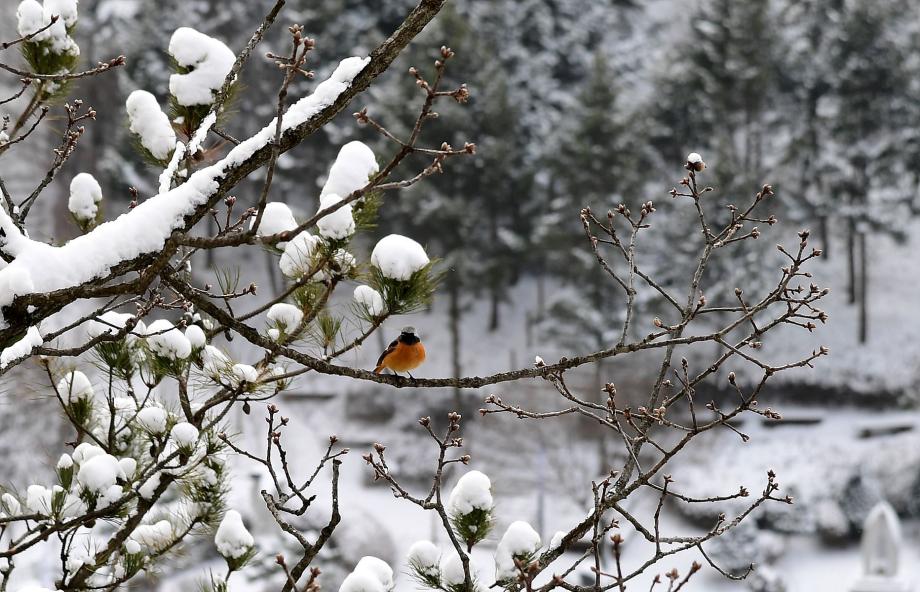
[376,339,399,367]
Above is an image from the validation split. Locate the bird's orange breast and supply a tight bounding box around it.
[382,341,426,372]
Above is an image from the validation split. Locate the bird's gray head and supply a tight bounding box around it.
[400,326,418,337]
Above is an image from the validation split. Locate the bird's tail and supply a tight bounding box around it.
[373,365,384,374]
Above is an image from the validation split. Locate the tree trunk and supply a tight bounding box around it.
[448,278,462,409]
[847,217,857,305]
[858,231,868,343]
[488,277,500,331]
[536,269,546,319]
[818,215,830,261]
[267,249,281,296]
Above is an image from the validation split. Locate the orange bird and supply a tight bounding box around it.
[374,326,426,377]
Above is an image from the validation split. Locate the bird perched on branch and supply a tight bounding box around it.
[374,326,426,377]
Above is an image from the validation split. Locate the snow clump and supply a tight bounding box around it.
[353,285,384,316]
[214,510,254,559]
[267,303,303,335]
[168,27,235,106]
[494,521,542,581]
[371,235,429,281]
[279,232,321,279]
[126,91,176,160]
[145,319,192,360]
[407,540,440,576]
[68,173,102,223]
[447,470,493,515]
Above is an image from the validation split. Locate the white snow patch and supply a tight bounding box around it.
[1,493,20,515]
[447,470,493,516]
[267,303,303,334]
[230,363,259,385]
[76,453,125,493]
[407,540,440,575]
[354,285,385,316]
[316,193,355,239]
[72,443,104,464]
[548,530,566,550]
[214,509,254,559]
[118,457,137,478]
[135,406,168,434]
[321,141,378,199]
[68,173,103,222]
[170,422,199,447]
[494,521,541,581]
[17,0,79,55]
[340,570,384,592]
[371,235,430,281]
[354,556,394,591]
[126,90,176,160]
[251,202,298,241]
[185,324,206,349]
[43,0,77,25]
[201,345,231,379]
[279,232,321,279]
[168,27,235,107]
[57,370,93,402]
[0,325,42,368]
[440,553,468,587]
[129,520,174,551]
[145,319,192,360]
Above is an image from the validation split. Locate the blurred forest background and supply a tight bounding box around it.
[4,0,920,590]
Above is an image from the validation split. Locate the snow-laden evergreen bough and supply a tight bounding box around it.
[0,0,829,590]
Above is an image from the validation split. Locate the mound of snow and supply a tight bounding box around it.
[371,235,429,281]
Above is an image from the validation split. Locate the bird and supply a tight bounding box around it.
[374,326,426,378]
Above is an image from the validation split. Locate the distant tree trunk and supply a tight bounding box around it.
[267,250,281,296]
[536,267,546,319]
[818,214,830,261]
[858,230,868,343]
[488,208,501,331]
[847,216,857,305]
[488,276,500,332]
[448,277,462,409]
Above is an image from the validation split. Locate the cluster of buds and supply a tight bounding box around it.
[637,405,668,424]
[685,152,705,172]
